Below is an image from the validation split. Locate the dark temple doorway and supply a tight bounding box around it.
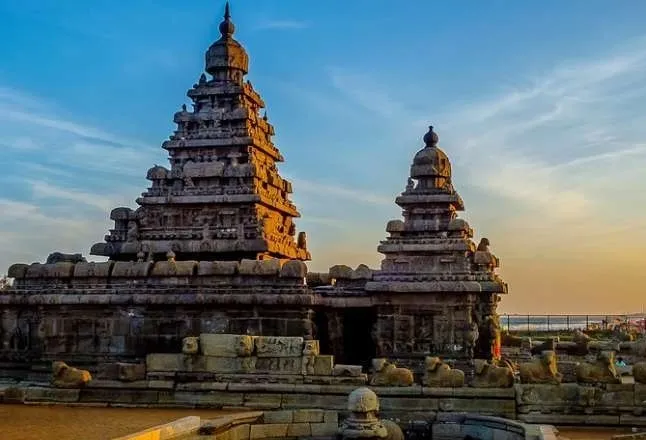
[342,308,376,368]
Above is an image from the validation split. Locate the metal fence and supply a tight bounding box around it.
[500,314,646,334]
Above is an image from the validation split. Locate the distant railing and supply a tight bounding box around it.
[500,314,646,334]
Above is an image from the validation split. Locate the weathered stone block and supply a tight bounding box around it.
[25,387,80,403]
[118,363,146,381]
[243,393,282,409]
[79,388,159,404]
[323,410,338,424]
[255,336,304,357]
[250,423,289,439]
[293,408,325,423]
[282,394,346,410]
[7,263,28,279]
[310,422,338,437]
[329,265,353,279]
[333,364,363,377]
[173,391,244,407]
[262,410,294,424]
[198,260,239,275]
[256,357,302,374]
[200,334,255,357]
[239,259,283,276]
[73,261,113,278]
[351,264,373,280]
[280,260,307,278]
[206,356,256,374]
[146,353,206,372]
[287,423,311,437]
[2,387,25,403]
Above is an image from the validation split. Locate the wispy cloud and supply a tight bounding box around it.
[254,20,309,31]
[322,38,646,224]
[290,177,393,207]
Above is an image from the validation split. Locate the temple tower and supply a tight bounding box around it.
[91,3,310,262]
[366,126,507,362]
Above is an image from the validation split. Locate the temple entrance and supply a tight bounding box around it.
[342,308,376,368]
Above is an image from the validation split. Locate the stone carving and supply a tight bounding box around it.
[51,361,92,388]
[255,336,303,357]
[302,340,320,356]
[575,351,621,384]
[369,358,414,387]
[519,350,562,385]
[422,356,465,387]
[182,336,199,355]
[88,4,310,262]
[46,252,87,264]
[339,387,388,440]
[471,359,514,388]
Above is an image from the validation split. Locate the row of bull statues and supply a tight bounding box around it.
[48,351,642,390]
[371,350,638,388]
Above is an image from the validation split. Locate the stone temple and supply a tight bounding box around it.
[1,4,507,375]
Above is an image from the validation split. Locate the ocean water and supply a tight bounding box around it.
[500,315,646,332]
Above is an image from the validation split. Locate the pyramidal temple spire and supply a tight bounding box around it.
[91,2,309,262]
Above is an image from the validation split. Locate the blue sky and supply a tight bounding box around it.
[2,1,646,313]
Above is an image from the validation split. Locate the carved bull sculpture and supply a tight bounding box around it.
[471,359,515,388]
[369,358,414,387]
[182,336,199,355]
[422,356,465,387]
[519,350,562,385]
[575,351,621,384]
[51,361,92,388]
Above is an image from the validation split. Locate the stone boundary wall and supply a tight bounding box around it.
[5,380,646,428]
[6,261,376,291]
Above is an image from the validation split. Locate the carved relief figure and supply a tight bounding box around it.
[126,222,139,243]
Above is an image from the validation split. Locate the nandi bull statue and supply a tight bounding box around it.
[422,356,465,387]
[369,358,414,387]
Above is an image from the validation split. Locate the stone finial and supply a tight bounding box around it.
[423,125,439,147]
[166,251,176,263]
[340,388,388,440]
[219,1,235,38]
[347,387,379,412]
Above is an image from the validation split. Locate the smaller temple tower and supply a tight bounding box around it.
[91,3,310,262]
[366,126,507,362]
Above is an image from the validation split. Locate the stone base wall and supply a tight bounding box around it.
[4,380,646,428]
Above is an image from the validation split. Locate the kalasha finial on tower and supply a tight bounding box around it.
[423,125,439,147]
[219,1,235,39]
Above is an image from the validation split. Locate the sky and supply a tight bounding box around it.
[1,1,646,314]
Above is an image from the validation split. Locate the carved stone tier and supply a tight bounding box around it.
[90,4,309,262]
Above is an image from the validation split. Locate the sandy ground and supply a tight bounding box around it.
[0,404,237,440]
[0,404,639,440]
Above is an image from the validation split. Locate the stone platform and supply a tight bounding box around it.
[5,379,646,428]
